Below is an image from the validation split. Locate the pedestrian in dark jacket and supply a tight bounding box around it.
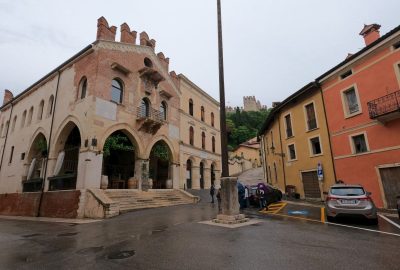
[397,195,400,219]
[216,189,222,213]
[210,184,215,203]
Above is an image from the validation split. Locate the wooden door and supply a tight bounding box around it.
[379,167,400,209]
[301,171,321,199]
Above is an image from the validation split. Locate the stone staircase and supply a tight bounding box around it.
[104,189,199,213]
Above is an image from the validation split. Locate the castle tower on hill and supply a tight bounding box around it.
[243,96,267,112]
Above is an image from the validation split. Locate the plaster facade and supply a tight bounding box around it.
[0,17,221,195]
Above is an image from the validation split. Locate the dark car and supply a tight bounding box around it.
[248,183,282,207]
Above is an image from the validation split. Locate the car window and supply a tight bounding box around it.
[330,187,365,196]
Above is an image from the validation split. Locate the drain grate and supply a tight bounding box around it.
[107,250,135,260]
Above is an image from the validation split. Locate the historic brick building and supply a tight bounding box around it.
[0,17,221,217]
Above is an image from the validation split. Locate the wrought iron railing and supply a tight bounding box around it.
[48,174,77,191]
[137,106,165,122]
[367,90,400,119]
[22,178,43,192]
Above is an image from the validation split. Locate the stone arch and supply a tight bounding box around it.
[99,123,144,158]
[51,116,84,157]
[148,139,175,189]
[26,127,49,161]
[145,135,177,163]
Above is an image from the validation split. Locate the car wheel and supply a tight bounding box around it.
[326,216,335,222]
[369,218,378,225]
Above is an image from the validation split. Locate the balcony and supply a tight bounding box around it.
[367,90,400,123]
[136,106,165,134]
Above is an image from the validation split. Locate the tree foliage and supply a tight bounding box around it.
[226,108,271,149]
[103,133,135,157]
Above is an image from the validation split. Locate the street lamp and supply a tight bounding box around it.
[217,0,229,178]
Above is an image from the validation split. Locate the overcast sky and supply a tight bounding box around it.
[0,0,399,107]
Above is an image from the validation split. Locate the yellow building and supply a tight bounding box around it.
[259,83,336,200]
[230,137,261,168]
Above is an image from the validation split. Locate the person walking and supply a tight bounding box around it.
[210,184,215,203]
[256,187,266,210]
[216,189,222,213]
[244,186,249,208]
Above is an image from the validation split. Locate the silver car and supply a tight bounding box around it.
[325,184,378,224]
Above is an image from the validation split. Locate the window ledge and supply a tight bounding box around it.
[286,135,295,140]
[110,100,124,107]
[306,127,319,133]
[310,153,323,158]
[344,111,362,119]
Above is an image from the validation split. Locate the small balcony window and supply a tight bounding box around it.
[352,134,368,154]
[305,103,317,130]
[310,136,322,155]
[287,144,296,161]
[343,87,360,116]
[284,114,293,138]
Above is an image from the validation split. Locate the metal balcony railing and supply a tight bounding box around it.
[137,106,166,122]
[367,90,400,119]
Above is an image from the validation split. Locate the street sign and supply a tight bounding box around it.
[317,163,323,181]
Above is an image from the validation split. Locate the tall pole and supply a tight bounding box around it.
[217,0,229,177]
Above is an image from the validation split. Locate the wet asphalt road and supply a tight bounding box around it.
[1,190,400,270]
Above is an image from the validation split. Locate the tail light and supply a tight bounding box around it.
[358,197,371,201]
[326,196,338,201]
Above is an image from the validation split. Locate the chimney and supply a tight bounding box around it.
[3,89,13,105]
[96,16,117,41]
[120,23,137,44]
[359,24,381,46]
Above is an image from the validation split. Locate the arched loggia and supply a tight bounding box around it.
[149,140,173,189]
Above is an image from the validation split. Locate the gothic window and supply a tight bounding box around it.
[111,79,123,103]
[189,126,194,146]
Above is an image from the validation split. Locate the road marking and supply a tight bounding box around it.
[326,221,400,237]
[267,212,323,223]
[260,202,287,214]
[320,207,325,223]
[378,214,400,230]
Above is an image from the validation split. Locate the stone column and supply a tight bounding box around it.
[192,166,200,190]
[76,150,103,189]
[44,157,57,191]
[204,168,211,189]
[172,163,180,189]
[214,170,222,189]
[135,158,149,191]
[216,177,247,224]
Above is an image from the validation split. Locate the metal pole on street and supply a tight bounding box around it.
[217,0,229,178]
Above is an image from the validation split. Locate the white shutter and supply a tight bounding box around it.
[53,151,65,176]
[27,158,36,180]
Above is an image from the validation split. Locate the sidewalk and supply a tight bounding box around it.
[0,215,101,224]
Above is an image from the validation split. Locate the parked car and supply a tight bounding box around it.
[397,195,400,219]
[248,183,282,207]
[325,184,378,224]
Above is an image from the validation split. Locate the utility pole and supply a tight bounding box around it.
[217,0,229,177]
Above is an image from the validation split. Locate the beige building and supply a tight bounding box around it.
[230,137,261,167]
[0,17,221,199]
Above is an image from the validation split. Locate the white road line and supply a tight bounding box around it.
[378,214,400,230]
[325,222,400,237]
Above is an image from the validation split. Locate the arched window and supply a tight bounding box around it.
[189,126,194,146]
[201,106,205,122]
[47,95,54,117]
[111,79,123,103]
[37,100,44,120]
[4,121,9,137]
[27,107,33,126]
[189,99,194,116]
[79,77,87,99]
[212,136,216,153]
[160,101,167,120]
[11,116,17,133]
[144,57,153,68]
[202,132,206,149]
[21,110,27,128]
[140,98,150,117]
[211,112,215,127]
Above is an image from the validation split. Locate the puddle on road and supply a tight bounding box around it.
[57,232,78,237]
[22,233,43,238]
[107,250,135,260]
[77,246,104,255]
